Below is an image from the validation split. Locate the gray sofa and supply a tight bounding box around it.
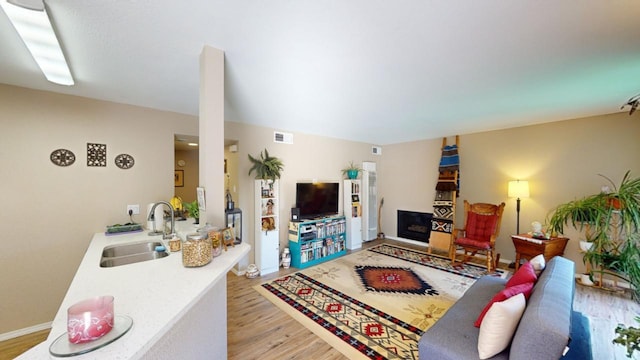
[418,256,591,359]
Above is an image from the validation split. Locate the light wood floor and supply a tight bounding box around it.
[3,239,639,359]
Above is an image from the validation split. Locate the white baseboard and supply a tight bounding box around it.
[0,322,51,342]
[229,267,246,276]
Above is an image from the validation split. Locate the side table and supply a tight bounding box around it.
[511,234,569,270]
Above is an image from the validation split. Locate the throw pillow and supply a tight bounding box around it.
[474,282,534,327]
[477,293,527,359]
[505,261,537,288]
[529,254,546,275]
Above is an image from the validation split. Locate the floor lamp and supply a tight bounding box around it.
[508,180,530,234]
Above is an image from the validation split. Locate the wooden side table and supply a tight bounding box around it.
[511,234,569,270]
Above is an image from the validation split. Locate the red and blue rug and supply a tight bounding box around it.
[255,244,507,360]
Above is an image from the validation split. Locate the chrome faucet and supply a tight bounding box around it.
[147,201,176,239]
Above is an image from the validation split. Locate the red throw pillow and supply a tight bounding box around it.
[474,282,534,327]
[505,262,538,288]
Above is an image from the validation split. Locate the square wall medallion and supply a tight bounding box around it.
[87,143,107,167]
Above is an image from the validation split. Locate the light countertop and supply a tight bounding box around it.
[17,221,250,359]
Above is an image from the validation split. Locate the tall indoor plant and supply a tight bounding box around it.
[547,171,640,301]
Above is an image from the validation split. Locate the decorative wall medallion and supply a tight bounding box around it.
[115,153,135,169]
[50,149,76,167]
[87,143,107,167]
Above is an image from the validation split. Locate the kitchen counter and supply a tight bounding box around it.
[17,221,250,359]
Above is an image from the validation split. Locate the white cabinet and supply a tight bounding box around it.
[343,179,362,250]
[255,179,279,275]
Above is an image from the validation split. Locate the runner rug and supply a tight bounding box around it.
[255,244,508,360]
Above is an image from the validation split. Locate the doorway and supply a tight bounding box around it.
[173,134,240,210]
[174,134,199,204]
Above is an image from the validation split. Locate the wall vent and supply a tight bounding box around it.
[372,145,382,155]
[274,131,293,144]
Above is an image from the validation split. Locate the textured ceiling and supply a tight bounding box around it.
[1,1,639,145]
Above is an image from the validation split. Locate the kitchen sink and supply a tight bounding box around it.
[102,241,163,258]
[100,240,169,268]
[100,251,169,268]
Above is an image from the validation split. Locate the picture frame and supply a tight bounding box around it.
[221,227,235,250]
[197,187,206,211]
[174,170,184,187]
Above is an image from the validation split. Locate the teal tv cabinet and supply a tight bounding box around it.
[288,215,346,269]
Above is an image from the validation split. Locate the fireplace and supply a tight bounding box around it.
[397,210,433,243]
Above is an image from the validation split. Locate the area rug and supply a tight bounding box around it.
[255,244,508,360]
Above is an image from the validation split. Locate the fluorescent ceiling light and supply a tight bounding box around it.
[0,0,74,85]
[188,143,198,147]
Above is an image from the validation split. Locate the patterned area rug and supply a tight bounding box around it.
[255,244,508,360]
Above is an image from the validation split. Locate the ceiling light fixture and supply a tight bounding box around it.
[188,143,198,147]
[621,94,640,115]
[0,0,74,85]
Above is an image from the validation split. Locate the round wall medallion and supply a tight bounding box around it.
[115,154,135,169]
[177,160,186,167]
[50,149,76,167]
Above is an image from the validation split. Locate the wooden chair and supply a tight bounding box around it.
[450,200,505,273]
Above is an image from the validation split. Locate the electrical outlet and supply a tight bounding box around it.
[127,204,140,215]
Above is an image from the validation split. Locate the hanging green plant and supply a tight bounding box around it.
[341,161,362,179]
[248,148,284,180]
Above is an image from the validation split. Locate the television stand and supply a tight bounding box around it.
[288,215,346,269]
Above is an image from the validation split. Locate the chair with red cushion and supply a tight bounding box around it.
[450,200,506,273]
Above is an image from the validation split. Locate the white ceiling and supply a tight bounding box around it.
[1,1,639,145]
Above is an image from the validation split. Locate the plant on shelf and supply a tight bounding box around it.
[341,161,362,179]
[547,171,640,301]
[248,148,284,180]
[184,200,200,224]
[613,316,640,358]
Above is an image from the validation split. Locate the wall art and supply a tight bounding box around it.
[174,170,184,187]
[50,149,76,167]
[87,143,107,167]
[115,153,135,169]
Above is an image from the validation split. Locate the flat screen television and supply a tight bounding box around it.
[296,182,340,219]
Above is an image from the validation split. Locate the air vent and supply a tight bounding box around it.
[274,131,293,144]
[372,146,382,155]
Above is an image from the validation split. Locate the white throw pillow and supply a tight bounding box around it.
[477,293,526,359]
[529,254,546,275]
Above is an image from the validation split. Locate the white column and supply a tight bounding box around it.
[199,46,225,226]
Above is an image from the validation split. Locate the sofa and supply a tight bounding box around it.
[418,256,591,359]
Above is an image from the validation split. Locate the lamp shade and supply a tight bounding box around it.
[508,180,530,198]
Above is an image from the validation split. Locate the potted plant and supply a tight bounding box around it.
[341,161,362,179]
[248,149,284,180]
[184,200,200,224]
[613,316,640,358]
[547,171,640,301]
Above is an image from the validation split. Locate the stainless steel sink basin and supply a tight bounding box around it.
[100,240,169,268]
[100,251,169,268]
[102,241,163,258]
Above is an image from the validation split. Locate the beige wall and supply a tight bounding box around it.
[380,113,640,272]
[0,84,198,334]
[224,121,378,268]
[3,80,639,336]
